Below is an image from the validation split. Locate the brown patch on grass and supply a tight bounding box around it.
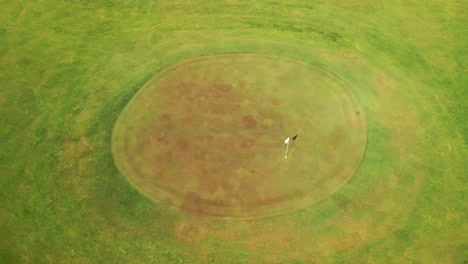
[57,137,97,201]
[246,222,297,250]
[241,115,257,129]
[322,160,423,252]
[59,140,91,167]
[123,73,290,217]
[372,93,425,223]
[174,219,208,243]
[389,173,400,189]
[213,229,242,240]
[159,113,171,122]
[45,254,56,263]
[80,136,94,151]
[337,50,364,64]
[323,215,372,251]
[375,72,395,92]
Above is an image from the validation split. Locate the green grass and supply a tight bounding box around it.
[0,0,466,263]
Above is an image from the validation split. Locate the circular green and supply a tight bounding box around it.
[112,54,367,219]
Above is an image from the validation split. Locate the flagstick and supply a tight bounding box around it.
[284,134,299,159]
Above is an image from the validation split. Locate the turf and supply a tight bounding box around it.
[0,0,466,263]
[112,53,367,219]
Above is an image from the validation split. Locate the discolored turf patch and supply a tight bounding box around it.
[112,54,367,219]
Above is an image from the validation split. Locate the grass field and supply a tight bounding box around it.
[0,0,466,263]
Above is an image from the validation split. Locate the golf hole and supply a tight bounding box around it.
[112,54,367,219]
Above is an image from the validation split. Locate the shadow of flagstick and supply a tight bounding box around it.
[286,134,299,157]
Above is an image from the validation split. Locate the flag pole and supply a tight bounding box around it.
[284,137,290,158]
[284,134,298,158]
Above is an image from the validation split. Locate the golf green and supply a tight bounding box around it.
[112,54,367,219]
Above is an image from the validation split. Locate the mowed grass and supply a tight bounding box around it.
[112,54,367,219]
[0,0,466,263]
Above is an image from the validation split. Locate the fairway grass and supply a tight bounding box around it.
[0,1,466,263]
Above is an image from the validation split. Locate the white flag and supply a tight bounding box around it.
[284,137,290,144]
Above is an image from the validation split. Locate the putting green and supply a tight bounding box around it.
[112,54,367,219]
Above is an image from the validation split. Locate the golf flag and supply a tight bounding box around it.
[284,134,298,158]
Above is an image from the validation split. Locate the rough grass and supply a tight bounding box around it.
[0,0,466,263]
